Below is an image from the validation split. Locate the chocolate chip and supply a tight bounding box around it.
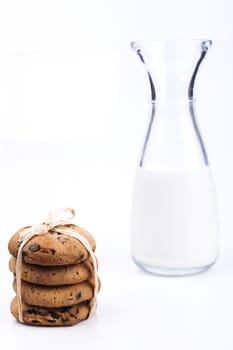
[51,249,56,255]
[29,244,40,252]
[26,309,36,315]
[60,307,71,312]
[22,251,27,257]
[79,253,84,260]
[48,319,56,323]
[76,291,82,300]
[50,312,59,319]
[31,320,40,324]
[17,240,22,248]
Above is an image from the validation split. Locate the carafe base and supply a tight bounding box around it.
[132,256,216,277]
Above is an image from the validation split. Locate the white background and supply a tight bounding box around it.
[0,1,233,349]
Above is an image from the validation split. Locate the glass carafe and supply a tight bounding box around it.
[130,40,219,276]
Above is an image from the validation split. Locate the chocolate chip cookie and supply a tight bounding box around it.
[10,296,90,326]
[8,210,100,326]
[9,256,93,286]
[8,224,96,266]
[13,280,94,307]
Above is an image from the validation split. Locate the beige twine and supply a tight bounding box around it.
[15,208,98,323]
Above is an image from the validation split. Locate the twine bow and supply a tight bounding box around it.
[16,208,98,323]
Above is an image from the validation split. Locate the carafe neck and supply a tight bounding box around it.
[131,40,212,102]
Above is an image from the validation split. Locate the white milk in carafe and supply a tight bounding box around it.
[130,166,219,274]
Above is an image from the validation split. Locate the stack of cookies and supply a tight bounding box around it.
[8,223,100,326]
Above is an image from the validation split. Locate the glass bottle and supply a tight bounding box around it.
[130,40,219,276]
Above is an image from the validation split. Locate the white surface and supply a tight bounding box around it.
[131,166,218,269]
[0,0,233,349]
[0,143,233,350]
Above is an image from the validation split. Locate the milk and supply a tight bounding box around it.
[130,166,219,274]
